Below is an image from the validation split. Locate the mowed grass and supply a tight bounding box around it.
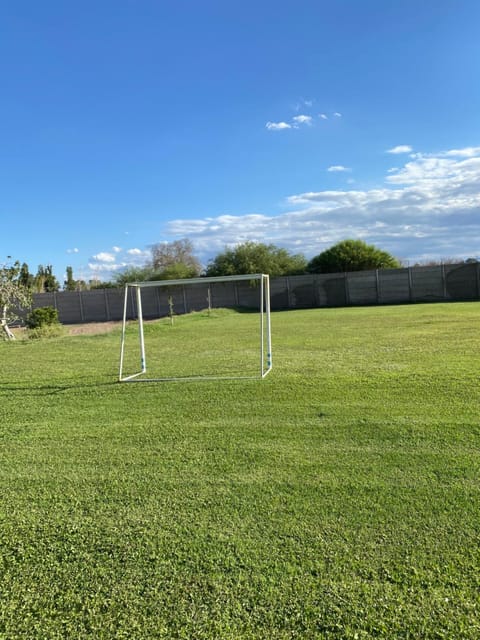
[1,302,479,639]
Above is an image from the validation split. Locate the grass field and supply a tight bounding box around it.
[1,302,479,639]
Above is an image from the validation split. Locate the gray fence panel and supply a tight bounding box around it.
[288,275,316,308]
[378,268,411,304]
[347,270,378,305]
[184,284,211,312]
[445,263,479,300]
[136,287,160,319]
[270,277,290,309]
[315,273,347,307]
[235,281,261,308]
[35,292,56,308]
[80,289,109,323]
[55,291,84,323]
[211,282,239,308]
[105,289,126,320]
[410,266,445,301]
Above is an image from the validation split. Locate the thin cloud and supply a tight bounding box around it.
[266,121,291,131]
[127,248,151,260]
[319,113,328,120]
[66,247,79,254]
[327,165,351,172]
[387,145,413,154]
[333,112,342,117]
[292,114,313,127]
[88,262,125,272]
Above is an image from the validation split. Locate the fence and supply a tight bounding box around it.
[31,262,480,325]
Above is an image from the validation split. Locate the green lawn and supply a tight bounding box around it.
[1,302,479,639]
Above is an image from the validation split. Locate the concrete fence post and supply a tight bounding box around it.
[344,272,350,305]
[78,290,85,323]
[441,263,447,300]
[104,289,110,321]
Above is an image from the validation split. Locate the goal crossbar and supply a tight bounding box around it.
[118,273,272,382]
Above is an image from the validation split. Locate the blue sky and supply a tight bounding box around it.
[1,0,479,283]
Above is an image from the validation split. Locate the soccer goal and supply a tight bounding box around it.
[118,273,272,382]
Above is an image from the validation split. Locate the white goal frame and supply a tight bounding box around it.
[118,273,272,382]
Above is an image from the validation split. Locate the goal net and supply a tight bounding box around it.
[118,274,272,382]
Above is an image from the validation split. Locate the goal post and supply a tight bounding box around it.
[118,273,272,382]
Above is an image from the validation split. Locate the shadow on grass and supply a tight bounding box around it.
[0,378,118,397]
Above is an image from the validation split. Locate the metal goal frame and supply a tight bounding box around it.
[118,273,272,382]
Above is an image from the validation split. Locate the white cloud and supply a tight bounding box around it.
[292,114,313,127]
[92,252,116,263]
[127,248,151,260]
[442,146,480,158]
[266,121,291,130]
[84,245,151,280]
[66,247,79,254]
[387,145,413,154]
[333,112,342,117]
[327,165,351,172]
[319,113,328,120]
[166,145,480,263]
[88,262,125,273]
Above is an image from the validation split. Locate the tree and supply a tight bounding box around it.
[150,238,201,279]
[205,242,307,277]
[0,259,32,340]
[19,262,34,289]
[307,239,400,274]
[64,266,76,291]
[34,265,60,292]
[112,266,159,287]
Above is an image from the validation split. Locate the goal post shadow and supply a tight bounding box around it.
[118,274,272,382]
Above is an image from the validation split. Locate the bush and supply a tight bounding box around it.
[26,306,59,329]
[27,324,65,340]
[307,239,400,273]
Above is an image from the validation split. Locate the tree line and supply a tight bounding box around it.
[1,239,477,339]
[112,238,401,286]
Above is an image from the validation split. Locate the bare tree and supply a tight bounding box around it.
[150,239,201,279]
[0,259,32,340]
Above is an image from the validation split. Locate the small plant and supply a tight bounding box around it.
[26,306,63,339]
[206,287,212,316]
[26,306,59,329]
[27,324,64,340]
[168,295,175,325]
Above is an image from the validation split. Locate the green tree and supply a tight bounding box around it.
[150,239,201,279]
[307,239,400,274]
[88,279,116,289]
[64,266,76,291]
[112,266,157,287]
[205,242,307,277]
[34,265,60,292]
[0,259,32,340]
[19,262,34,289]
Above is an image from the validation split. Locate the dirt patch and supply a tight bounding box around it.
[67,321,121,336]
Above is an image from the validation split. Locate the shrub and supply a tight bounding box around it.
[26,306,59,329]
[27,324,65,340]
